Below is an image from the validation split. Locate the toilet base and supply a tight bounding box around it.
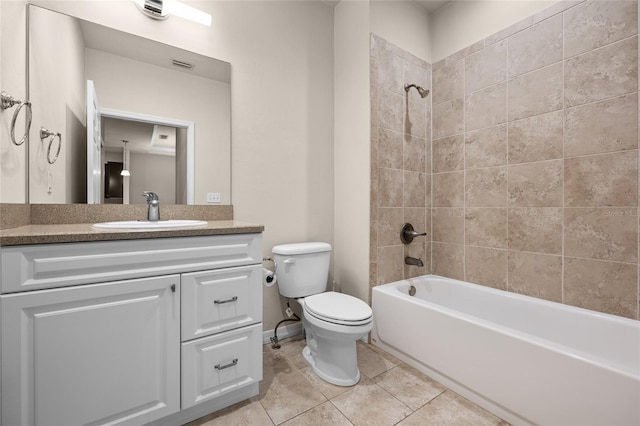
[294,296,373,387]
[302,345,361,386]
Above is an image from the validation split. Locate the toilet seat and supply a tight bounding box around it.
[303,292,372,326]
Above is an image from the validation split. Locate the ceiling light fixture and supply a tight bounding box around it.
[134,0,212,26]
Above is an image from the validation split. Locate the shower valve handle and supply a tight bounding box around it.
[401,223,427,244]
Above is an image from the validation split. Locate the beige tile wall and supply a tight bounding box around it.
[430,0,639,320]
[370,34,432,301]
[369,1,640,320]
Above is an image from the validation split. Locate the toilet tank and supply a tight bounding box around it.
[272,242,331,298]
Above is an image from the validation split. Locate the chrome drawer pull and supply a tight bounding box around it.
[214,296,238,304]
[215,358,238,370]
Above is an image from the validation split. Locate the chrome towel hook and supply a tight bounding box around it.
[40,127,62,164]
[1,91,32,146]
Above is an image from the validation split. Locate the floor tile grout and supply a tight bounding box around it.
[190,337,509,426]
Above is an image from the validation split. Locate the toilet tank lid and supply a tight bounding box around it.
[272,242,332,255]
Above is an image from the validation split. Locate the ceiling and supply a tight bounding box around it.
[79,20,230,83]
[102,117,176,156]
[414,0,449,12]
[321,0,449,13]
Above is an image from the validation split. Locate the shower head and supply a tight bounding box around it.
[404,84,430,98]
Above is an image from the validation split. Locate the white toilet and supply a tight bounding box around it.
[272,242,373,386]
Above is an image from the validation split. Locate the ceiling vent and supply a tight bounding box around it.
[172,59,193,69]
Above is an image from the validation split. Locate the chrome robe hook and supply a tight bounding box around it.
[1,91,32,146]
[40,127,62,164]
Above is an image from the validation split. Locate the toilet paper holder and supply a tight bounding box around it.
[263,257,277,285]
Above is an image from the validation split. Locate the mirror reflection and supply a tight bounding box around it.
[101,116,187,205]
[28,5,231,205]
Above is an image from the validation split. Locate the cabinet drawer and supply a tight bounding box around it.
[181,265,262,341]
[181,323,262,409]
[1,233,262,294]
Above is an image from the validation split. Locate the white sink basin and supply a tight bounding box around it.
[92,219,208,229]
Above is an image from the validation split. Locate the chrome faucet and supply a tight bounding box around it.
[142,192,160,221]
[404,257,424,267]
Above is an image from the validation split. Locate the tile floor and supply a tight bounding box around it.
[187,335,509,426]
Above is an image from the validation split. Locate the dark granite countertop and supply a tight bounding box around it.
[0,220,264,246]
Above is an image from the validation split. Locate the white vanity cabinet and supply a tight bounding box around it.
[1,275,181,426]
[181,266,263,409]
[0,233,263,426]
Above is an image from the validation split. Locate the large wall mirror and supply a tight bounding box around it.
[28,4,231,205]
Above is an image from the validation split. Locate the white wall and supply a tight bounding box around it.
[430,0,558,62]
[129,152,175,205]
[19,0,335,331]
[216,1,335,328]
[334,0,371,304]
[176,128,188,204]
[333,0,430,307]
[1,0,572,331]
[85,48,230,205]
[28,5,85,203]
[0,1,28,203]
[370,0,431,62]
[26,6,231,205]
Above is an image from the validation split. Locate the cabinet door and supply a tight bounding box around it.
[181,265,262,341]
[181,323,262,409]
[1,275,180,426]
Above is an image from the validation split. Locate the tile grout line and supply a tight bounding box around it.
[402,56,406,281]
[506,34,511,292]
[429,89,638,142]
[426,148,639,177]
[462,54,467,281]
[430,63,434,274]
[326,399,354,426]
[374,54,378,290]
[252,340,509,426]
[561,6,566,305]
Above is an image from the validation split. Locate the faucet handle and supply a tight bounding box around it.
[142,191,159,203]
[142,192,160,221]
[400,223,427,244]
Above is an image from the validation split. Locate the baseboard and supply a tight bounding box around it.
[262,322,303,344]
[149,383,259,426]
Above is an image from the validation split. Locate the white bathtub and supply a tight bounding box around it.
[371,275,640,426]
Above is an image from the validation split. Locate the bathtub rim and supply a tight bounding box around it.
[372,274,640,381]
[377,273,639,326]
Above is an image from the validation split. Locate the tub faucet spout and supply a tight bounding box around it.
[405,256,424,267]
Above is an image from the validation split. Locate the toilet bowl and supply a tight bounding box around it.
[298,292,373,386]
[272,243,373,386]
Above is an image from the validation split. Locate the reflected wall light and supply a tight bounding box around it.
[120,140,131,177]
[134,0,212,26]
